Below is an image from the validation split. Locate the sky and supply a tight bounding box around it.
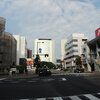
[0,0,100,59]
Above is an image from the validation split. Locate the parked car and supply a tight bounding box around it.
[74,68,84,73]
[38,68,51,76]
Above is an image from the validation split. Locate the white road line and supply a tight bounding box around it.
[84,94,100,100]
[69,96,81,100]
[20,99,29,100]
[0,78,6,80]
[97,93,100,95]
[62,78,66,81]
[37,98,46,100]
[53,97,63,100]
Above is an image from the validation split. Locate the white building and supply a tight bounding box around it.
[61,40,67,61]
[64,33,88,68]
[13,35,27,65]
[61,40,67,68]
[34,39,56,64]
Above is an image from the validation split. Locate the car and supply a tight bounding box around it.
[74,68,84,73]
[38,68,51,76]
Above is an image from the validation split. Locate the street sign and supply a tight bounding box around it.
[39,48,42,53]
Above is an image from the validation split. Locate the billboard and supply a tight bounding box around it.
[95,28,100,38]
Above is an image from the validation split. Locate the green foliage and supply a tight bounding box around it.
[40,61,56,69]
[75,56,82,68]
[56,64,62,68]
[63,68,68,72]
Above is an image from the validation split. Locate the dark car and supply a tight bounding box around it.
[74,68,84,73]
[38,68,51,76]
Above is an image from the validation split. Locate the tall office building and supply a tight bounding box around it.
[13,35,27,65]
[64,33,88,68]
[34,39,56,64]
[0,17,5,35]
[0,17,17,74]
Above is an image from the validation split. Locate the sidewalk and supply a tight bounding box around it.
[0,70,38,79]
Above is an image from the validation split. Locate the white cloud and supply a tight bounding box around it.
[0,0,100,58]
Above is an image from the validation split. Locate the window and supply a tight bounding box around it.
[82,39,87,41]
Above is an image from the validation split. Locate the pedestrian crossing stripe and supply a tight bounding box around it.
[19,92,100,100]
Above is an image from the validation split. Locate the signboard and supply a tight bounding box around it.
[39,48,42,53]
[27,65,31,69]
[95,28,100,38]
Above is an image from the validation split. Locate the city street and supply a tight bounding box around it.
[0,73,100,100]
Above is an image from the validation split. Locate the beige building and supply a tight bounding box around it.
[61,40,67,68]
[0,17,17,74]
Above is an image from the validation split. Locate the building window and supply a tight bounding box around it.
[73,39,78,42]
[82,39,87,41]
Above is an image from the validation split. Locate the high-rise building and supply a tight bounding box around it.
[0,17,17,74]
[64,33,88,68]
[13,35,27,65]
[0,17,5,35]
[34,39,56,64]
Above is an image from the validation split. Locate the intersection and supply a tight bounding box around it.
[0,73,100,100]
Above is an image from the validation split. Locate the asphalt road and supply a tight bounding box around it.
[0,73,100,100]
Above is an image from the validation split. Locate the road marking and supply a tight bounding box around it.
[97,93,100,95]
[18,92,100,100]
[84,94,100,100]
[62,78,66,81]
[53,97,63,100]
[42,78,55,82]
[69,96,81,100]
[37,98,46,100]
[27,81,36,83]
[0,78,6,80]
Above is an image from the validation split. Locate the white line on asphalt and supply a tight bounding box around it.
[62,78,66,81]
[0,78,6,80]
[84,94,100,100]
[37,98,46,100]
[97,93,100,95]
[69,96,81,100]
[53,97,63,100]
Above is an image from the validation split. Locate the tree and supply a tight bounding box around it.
[75,56,82,68]
[40,61,56,69]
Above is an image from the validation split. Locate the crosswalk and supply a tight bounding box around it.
[0,77,68,84]
[19,93,100,100]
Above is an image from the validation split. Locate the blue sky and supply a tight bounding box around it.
[0,0,100,59]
